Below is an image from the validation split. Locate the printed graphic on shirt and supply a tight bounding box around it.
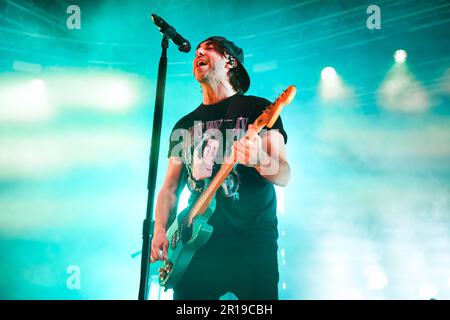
[180,116,249,200]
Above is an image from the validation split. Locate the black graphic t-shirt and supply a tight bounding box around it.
[167,94,287,242]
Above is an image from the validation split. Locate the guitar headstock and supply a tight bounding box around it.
[254,85,297,130]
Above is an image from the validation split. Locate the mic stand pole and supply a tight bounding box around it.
[138,34,169,300]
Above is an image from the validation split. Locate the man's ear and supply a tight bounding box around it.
[225,55,237,69]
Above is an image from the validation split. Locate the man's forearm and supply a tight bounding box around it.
[154,188,178,231]
[256,153,291,187]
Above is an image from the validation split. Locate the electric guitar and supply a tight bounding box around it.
[157,85,297,289]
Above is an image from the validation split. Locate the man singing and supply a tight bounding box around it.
[150,36,290,300]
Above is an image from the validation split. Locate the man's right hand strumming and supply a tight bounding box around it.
[150,227,168,262]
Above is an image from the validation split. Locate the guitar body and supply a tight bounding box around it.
[158,197,216,289]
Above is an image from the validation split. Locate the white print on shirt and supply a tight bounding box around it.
[192,138,219,180]
[169,117,282,185]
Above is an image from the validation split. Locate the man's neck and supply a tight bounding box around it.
[201,81,237,105]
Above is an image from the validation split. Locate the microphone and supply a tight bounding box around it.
[151,14,191,53]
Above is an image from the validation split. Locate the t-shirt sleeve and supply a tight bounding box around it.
[167,117,189,158]
[166,117,189,193]
[250,97,288,144]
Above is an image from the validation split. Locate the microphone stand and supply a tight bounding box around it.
[138,34,169,300]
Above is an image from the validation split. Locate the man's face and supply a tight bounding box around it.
[193,41,229,84]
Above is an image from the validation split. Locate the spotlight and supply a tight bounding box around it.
[321,66,336,80]
[394,49,407,64]
[30,79,46,93]
[29,78,48,104]
[319,66,353,101]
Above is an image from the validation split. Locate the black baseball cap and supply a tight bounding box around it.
[198,36,250,93]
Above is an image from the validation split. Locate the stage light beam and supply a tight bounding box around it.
[378,59,429,112]
[319,66,354,102]
[0,77,53,123]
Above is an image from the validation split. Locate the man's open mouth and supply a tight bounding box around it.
[195,59,208,68]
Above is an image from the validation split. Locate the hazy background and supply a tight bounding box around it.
[0,0,449,299]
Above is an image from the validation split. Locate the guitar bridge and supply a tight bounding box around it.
[159,260,173,283]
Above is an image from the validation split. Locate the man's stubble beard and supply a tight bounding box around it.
[196,65,223,88]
